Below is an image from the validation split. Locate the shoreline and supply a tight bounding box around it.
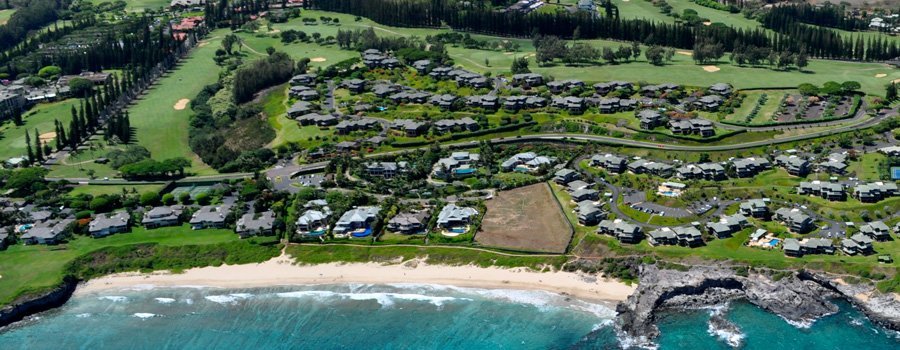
[73,254,636,304]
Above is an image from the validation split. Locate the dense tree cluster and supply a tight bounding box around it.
[3,15,190,79]
[305,0,898,63]
[189,83,276,173]
[119,158,191,179]
[763,3,865,32]
[0,0,69,53]
[233,52,295,103]
[730,45,808,70]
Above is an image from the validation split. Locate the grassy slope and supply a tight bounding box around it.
[0,99,78,160]
[128,32,226,176]
[0,225,238,305]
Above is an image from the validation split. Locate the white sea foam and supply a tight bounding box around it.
[591,319,614,332]
[387,283,617,318]
[276,290,467,308]
[707,321,744,348]
[97,296,128,303]
[75,313,91,318]
[183,298,193,305]
[120,284,156,291]
[706,304,745,348]
[205,293,254,304]
[154,298,176,304]
[779,315,814,329]
[132,313,157,319]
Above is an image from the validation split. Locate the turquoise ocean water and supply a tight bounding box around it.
[0,283,897,349]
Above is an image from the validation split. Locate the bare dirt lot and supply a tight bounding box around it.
[475,183,573,253]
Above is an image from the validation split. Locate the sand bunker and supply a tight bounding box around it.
[38,132,57,143]
[702,66,721,72]
[875,73,887,78]
[703,21,712,26]
[892,79,900,84]
[676,50,692,56]
[174,99,190,110]
[311,57,327,62]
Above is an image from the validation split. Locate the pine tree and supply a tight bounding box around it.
[69,118,80,149]
[33,129,44,162]
[54,121,63,152]
[58,125,68,151]
[887,83,897,101]
[12,108,22,125]
[25,132,34,164]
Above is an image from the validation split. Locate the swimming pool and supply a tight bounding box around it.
[767,239,780,247]
[448,228,467,234]
[454,168,476,175]
[351,227,374,238]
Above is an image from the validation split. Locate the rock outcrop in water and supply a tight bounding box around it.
[615,265,900,347]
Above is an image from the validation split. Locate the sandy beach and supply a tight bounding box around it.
[75,253,636,303]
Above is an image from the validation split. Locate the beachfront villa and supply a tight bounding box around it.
[235,211,276,238]
[387,210,431,234]
[88,212,131,238]
[437,204,479,237]
[189,205,233,230]
[142,205,184,229]
[295,209,331,239]
[332,206,381,238]
[20,219,74,245]
[433,152,481,179]
[657,181,687,197]
[597,219,642,243]
[783,238,834,257]
[500,152,556,173]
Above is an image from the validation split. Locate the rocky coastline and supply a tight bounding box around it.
[0,277,78,329]
[615,265,900,347]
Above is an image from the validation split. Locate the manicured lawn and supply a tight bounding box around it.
[128,32,226,175]
[0,9,14,25]
[0,99,79,161]
[722,90,790,125]
[0,225,239,306]
[236,31,357,66]
[67,184,166,197]
[846,153,887,181]
[47,141,123,178]
[262,11,898,96]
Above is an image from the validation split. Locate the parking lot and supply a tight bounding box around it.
[623,190,693,218]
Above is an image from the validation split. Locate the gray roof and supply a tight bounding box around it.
[22,219,73,241]
[89,212,130,233]
[436,204,478,225]
[190,205,232,225]
[236,211,276,232]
